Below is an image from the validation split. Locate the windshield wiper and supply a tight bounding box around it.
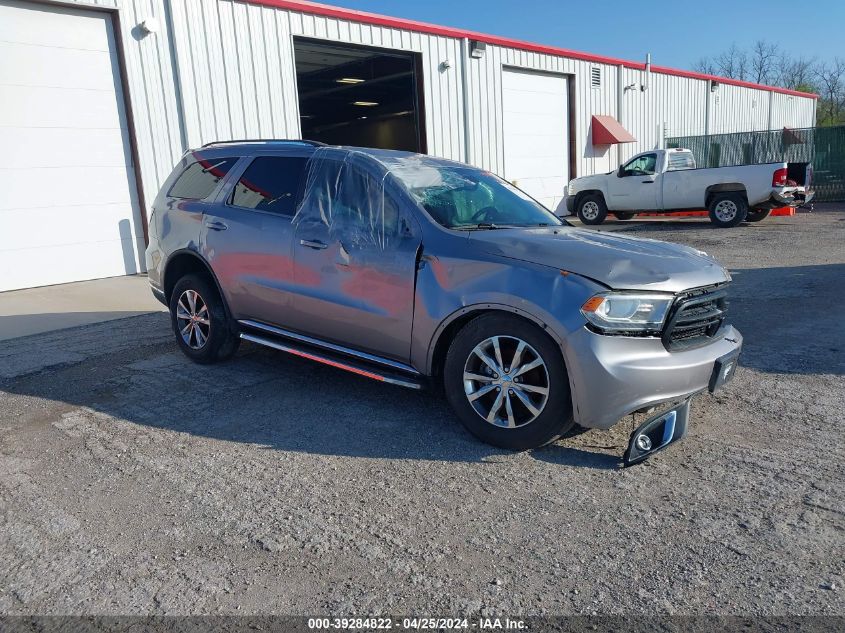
[450,222,506,230]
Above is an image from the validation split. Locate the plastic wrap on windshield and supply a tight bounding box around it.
[293,147,399,250]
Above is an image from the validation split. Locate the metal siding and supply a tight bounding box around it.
[17,0,821,205]
[770,92,815,129]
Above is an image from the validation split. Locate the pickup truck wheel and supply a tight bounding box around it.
[169,274,240,364]
[708,193,748,228]
[577,194,608,225]
[745,209,771,222]
[612,212,636,220]
[443,313,574,451]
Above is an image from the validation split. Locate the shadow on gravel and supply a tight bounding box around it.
[530,444,620,470]
[2,261,840,467]
[727,263,845,376]
[0,313,622,468]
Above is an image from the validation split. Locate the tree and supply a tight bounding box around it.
[814,58,845,126]
[750,40,778,85]
[695,42,845,126]
[694,43,747,80]
[776,55,817,91]
[715,43,748,81]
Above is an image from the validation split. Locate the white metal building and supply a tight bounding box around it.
[0,0,818,291]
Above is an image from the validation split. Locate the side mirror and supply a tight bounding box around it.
[617,166,626,177]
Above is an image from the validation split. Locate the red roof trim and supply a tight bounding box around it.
[243,0,818,100]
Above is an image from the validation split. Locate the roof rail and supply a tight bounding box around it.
[201,139,327,148]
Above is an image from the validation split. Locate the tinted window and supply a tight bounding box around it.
[231,156,308,215]
[168,157,238,200]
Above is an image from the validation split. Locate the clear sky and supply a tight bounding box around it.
[319,0,844,75]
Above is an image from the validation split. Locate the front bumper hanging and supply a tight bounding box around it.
[623,399,691,467]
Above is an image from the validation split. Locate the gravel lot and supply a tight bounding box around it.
[1,209,843,617]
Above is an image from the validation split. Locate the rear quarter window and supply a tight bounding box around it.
[168,157,239,200]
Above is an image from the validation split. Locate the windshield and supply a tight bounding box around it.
[391,165,562,229]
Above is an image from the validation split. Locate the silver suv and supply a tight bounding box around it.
[146,141,742,465]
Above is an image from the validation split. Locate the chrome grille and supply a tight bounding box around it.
[662,285,728,350]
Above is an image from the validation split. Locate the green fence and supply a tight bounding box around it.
[667,125,845,202]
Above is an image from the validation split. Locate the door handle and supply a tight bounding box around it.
[205,220,228,231]
[300,239,328,250]
[641,180,654,184]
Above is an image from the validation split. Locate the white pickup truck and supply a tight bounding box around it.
[564,148,814,228]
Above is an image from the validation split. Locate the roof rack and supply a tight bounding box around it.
[201,139,327,148]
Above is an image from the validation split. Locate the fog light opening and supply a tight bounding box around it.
[635,434,652,451]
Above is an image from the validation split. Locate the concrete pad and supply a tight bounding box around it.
[0,274,167,341]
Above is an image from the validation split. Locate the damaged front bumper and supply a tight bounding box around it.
[622,346,740,466]
[623,399,691,466]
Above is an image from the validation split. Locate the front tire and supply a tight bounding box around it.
[577,194,608,225]
[169,274,240,364]
[443,314,574,450]
[708,193,748,228]
[745,209,771,222]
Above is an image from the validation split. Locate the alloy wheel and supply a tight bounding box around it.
[463,335,550,429]
[176,289,210,350]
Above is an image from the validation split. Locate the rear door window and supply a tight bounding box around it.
[230,156,309,216]
[168,157,238,200]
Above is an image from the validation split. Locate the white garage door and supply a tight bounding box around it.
[0,0,144,292]
[502,68,569,211]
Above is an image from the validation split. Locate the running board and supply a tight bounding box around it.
[238,319,420,375]
[239,331,425,390]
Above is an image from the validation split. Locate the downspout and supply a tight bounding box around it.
[617,64,624,166]
[767,90,774,131]
[162,0,189,152]
[460,37,472,165]
[704,80,712,166]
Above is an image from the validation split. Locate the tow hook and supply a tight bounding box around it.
[623,399,692,467]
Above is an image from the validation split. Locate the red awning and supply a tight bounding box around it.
[591,115,636,145]
[782,127,804,145]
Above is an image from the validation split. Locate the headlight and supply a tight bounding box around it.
[581,292,674,333]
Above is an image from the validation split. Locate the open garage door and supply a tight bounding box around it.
[293,39,425,152]
[502,68,570,211]
[0,0,144,292]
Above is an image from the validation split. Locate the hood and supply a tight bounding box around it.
[569,172,611,194]
[469,227,730,293]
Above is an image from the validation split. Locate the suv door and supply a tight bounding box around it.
[608,152,661,211]
[202,152,309,325]
[288,151,422,362]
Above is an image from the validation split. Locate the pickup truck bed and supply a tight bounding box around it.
[565,148,814,228]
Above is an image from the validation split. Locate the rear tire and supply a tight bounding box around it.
[577,194,608,225]
[169,274,240,364]
[612,212,636,220]
[745,209,771,222]
[708,193,748,228]
[443,313,574,451]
